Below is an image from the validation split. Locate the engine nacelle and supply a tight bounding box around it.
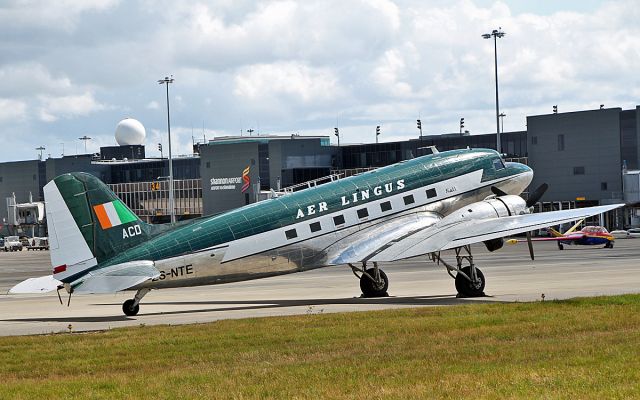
[439,194,529,226]
[483,238,504,252]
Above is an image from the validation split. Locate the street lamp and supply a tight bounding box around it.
[499,112,506,134]
[158,75,175,224]
[36,146,45,160]
[334,127,340,146]
[78,135,91,153]
[482,28,506,153]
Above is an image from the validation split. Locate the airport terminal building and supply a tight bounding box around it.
[0,105,639,235]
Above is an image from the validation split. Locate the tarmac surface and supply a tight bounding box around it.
[0,239,639,336]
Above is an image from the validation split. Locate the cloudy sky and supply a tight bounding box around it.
[0,0,638,161]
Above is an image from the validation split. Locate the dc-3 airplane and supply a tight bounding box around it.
[10,148,622,316]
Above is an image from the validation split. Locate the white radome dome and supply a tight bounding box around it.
[115,118,146,146]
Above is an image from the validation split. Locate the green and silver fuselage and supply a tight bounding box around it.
[62,149,533,290]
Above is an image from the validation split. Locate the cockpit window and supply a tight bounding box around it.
[493,158,506,171]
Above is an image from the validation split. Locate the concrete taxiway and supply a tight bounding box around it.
[1,240,639,336]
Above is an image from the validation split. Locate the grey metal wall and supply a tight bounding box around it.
[527,108,624,203]
[200,142,259,215]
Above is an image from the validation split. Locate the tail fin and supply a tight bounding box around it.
[45,172,152,282]
[563,218,585,235]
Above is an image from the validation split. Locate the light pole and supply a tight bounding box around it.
[36,146,45,160]
[499,112,506,134]
[78,135,91,153]
[482,28,505,154]
[158,75,175,224]
[375,125,381,144]
[334,127,340,146]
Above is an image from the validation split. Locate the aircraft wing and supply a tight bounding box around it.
[71,260,160,294]
[9,275,62,294]
[368,204,622,262]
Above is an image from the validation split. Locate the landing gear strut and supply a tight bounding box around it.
[430,245,486,297]
[122,288,151,316]
[349,262,389,297]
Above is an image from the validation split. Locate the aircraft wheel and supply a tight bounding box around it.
[360,268,389,297]
[455,266,485,297]
[558,243,564,250]
[605,242,613,248]
[122,299,140,316]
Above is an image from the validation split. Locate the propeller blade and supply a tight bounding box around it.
[491,186,509,197]
[526,183,549,207]
[526,231,535,260]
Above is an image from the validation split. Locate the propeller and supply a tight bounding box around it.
[526,183,549,207]
[524,183,548,260]
[491,186,509,197]
[526,231,535,260]
[492,183,548,260]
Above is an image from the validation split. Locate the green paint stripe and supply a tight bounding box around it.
[113,200,138,224]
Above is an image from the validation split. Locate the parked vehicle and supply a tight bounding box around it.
[3,236,23,251]
[610,230,630,239]
[0,238,4,248]
[27,237,49,251]
[628,228,640,238]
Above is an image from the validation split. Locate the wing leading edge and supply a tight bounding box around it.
[370,204,623,262]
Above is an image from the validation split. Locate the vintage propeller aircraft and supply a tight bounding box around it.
[10,148,622,316]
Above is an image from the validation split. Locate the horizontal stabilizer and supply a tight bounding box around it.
[72,260,159,294]
[9,275,62,294]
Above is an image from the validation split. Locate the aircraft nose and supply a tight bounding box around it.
[505,161,533,188]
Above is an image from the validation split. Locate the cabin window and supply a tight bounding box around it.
[493,159,505,170]
[573,166,585,175]
[333,215,345,226]
[403,194,415,205]
[285,229,297,240]
[380,201,392,212]
[426,188,437,199]
[309,221,321,233]
[601,182,608,191]
[357,208,369,219]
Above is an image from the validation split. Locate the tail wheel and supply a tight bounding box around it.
[360,268,389,297]
[122,299,140,316]
[558,242,564,250]
[455,266,485,297]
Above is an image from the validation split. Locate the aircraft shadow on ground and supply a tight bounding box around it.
[1,294,494,323]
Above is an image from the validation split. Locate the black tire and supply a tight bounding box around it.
[122,299,140,316]
[360,268,389,297]
[558,243,564,250]
[455,266,485,297]
[605,241,613,248]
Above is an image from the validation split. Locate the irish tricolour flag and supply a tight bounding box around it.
[93,200,138,229]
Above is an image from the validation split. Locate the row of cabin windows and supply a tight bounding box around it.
[284,187,439,241]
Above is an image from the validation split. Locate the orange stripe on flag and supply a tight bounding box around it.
[93,204,112,229]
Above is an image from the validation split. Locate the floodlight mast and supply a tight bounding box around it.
[158,75,175,224]
[482,28,506,154]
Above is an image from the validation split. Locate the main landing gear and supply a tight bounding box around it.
[122,288,151,316]
[430,245,486,297]
[349,262,389,297]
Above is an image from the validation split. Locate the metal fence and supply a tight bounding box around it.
[109,179,202,221]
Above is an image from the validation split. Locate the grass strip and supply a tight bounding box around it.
[1,294,639,399]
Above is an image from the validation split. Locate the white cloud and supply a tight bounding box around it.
[37,92,106,122]
[0,0,639,162]
[0,98,27,122]
[233,62,342,103]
